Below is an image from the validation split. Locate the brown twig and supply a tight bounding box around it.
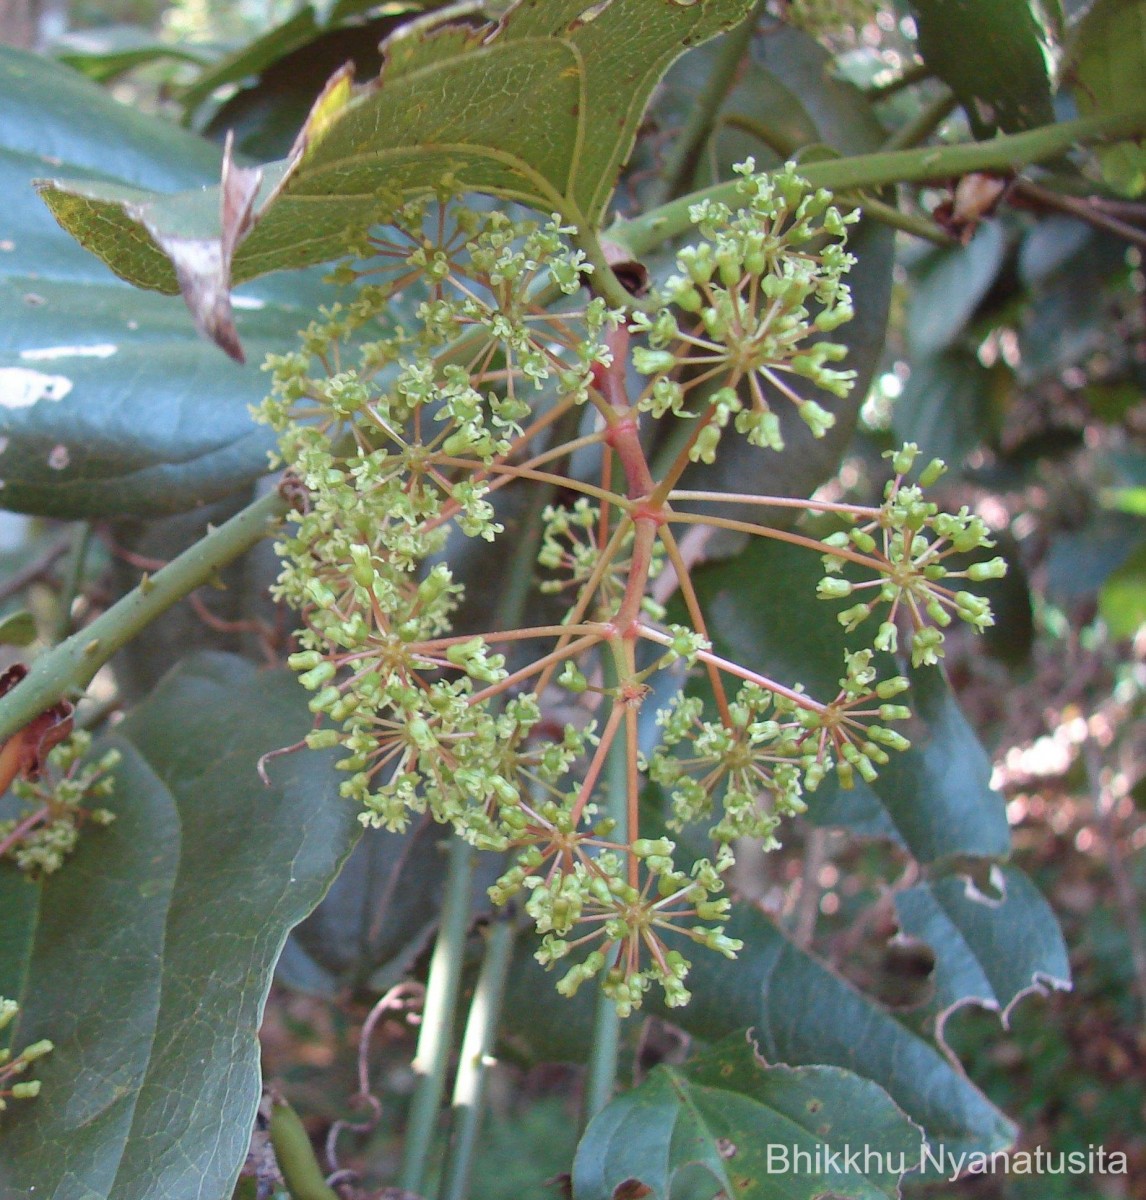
[0,533,73,602]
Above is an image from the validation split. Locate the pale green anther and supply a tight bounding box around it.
[817,577,853,600]
[926,599,952,626]
[349,544,374,588]
[305,579,338,609]
[691,423,722,464]
[870,726,911,752]
[838,602,871,630]
[632,837,674,858]
[678,243,716,285]
[887,443,919,475]
[968,557,1008,581]
[919,458,947,487]
[298,661,336,690]
[874,622,898,654]
[557,662,588,693]
[798,400,836,438]
[19,1040,53,1063]
[308,686,341,714]
[305,729,342,750]
[632,347,678,375]
[287,650,324,672]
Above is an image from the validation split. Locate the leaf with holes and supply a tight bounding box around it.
[894,864,1071,1044]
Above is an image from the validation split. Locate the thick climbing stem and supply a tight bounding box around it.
[439,912,517,1200]
[0,487,291,746]
[612,108,1146,255]
[398,835,475,1196]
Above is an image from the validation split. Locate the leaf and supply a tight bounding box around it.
[284,813,503,993]
[193,5,436,161]
[909,0,1056,137]
[685,537,1011,861]
[1068,0,1146,195]
[501,906,1016,1158]
[0,46,340,517]
[37,0,753,357]
[892,350,996,467]
[0,653,360,1200]
[573,1037,924,1200]
[0,609,36,645]
[907,221,1007,358]
[894,865,1071,1046]
[1099,537,1146,635]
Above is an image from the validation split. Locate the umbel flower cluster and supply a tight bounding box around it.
[256,164,1002,1014]
[0,998,52,1113]
[0,731,118,877]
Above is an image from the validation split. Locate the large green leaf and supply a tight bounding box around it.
[906,221,1007,359]
[573,1037,923,1200]
[894,864,1070,1040]
[0,47,338,518]
[0,653,360,1200]
[1068,0,1146,195]
[36,0,753,357]
[685,538,1011,861]
[910,0,1056,137]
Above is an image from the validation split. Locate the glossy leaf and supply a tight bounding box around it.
[574,1037,923,1200]
[910,0,1055,136]
[0,653,360,1199]
[894,865,1071,1042]
[37,0,753,357]
[686,537,1011,861]
[907,221,1007,359]
[893,350,996,466]
[0,47,342,518]
[1068,0,1146,195]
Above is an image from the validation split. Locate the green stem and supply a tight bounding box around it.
[0,488,290,746]
[649,0,765,208]
[611,107,1146,255]
[841,190,956,245]
[54,522,93,643]
[881,88,959,152]
[865,60,932,100]
[439,912,517,1200]
[581,650,628,1126]
[269,1096,341,1200]
[399,834,475,1197]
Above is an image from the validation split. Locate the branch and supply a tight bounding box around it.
[612,108,1146,255]
[0,487,291,746]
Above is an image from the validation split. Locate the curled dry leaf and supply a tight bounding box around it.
[0,664,74,792]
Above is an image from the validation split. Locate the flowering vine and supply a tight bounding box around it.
[254,163,1003,1012]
